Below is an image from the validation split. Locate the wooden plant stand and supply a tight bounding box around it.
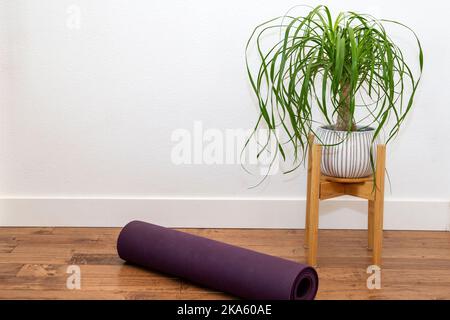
[304,136,386,267]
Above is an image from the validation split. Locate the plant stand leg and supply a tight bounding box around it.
[368,200,374,250]
[304,136,314,249]
[372,145,386,266]
[307,143,322,267]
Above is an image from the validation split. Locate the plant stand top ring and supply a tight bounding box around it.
[321,175,373,184]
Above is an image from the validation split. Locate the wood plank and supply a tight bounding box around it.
[345,182,375,200]
[319,181,345,200]
[322,175,373,184]
[307,143,322,266]
[372,144,386,266]
[304,134,314,247]
[0,227,448,300]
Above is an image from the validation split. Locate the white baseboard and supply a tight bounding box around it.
[0,197,448,231]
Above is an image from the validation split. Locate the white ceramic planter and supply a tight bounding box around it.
[315,126,381,178]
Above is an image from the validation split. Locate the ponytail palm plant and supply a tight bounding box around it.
[245,5,423,173]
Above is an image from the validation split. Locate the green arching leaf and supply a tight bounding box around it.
[333,33,346,92]
[321,69,332,124]
[348,26,359,89]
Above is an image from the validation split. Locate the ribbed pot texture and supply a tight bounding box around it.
[315,126,380,178]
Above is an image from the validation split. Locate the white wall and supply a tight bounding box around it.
[0,0,449,229]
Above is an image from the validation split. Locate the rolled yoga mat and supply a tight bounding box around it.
[117,220,319,300]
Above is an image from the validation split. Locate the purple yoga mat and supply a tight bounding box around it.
[117,220,318,300]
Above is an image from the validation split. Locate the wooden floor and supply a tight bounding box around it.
[0,227,449,300]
